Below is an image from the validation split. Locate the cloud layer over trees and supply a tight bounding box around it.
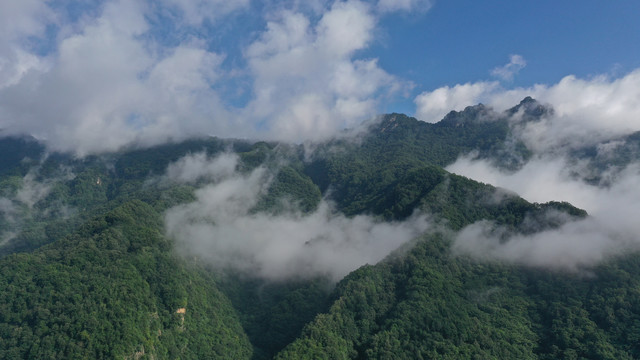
[163,153,430,281]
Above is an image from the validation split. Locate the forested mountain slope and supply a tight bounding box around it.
[0,98,638,359]
[277,233,640,359]
[0,200,252,358]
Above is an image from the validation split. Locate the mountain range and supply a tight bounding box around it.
[1,98,639,359]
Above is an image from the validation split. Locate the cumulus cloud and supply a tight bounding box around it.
[0,0,416,155]
[491,54,526,81]
[164,153,430,281]
[243,0,403,142]
[0,0,237,155]
[0,1,51,43]
[514,71,640,151]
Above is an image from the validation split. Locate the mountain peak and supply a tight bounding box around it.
[375,113,419,133]
[506,96,553,120]
[438,103,493,127]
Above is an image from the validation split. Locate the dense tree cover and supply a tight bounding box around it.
[302,104,533,217]
[218,275,332,359]
[1,99,640,359]
[0,200,252,359]
[113,138,234,180]
[276,235,640,359]
[302,103,579,229]
[253,165,322,214]
[0,136,331,358]
[0,136,44,177]
[571,130,640,185]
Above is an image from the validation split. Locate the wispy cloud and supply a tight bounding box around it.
[0,164,76,247]
[164,152,239,184]
[491,54,526,81]
[376,0,433,13]
[160,0,250,26]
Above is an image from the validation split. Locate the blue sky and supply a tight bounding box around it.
[388,1,640,85]
[1,0,640,154]
[372,0,640,113]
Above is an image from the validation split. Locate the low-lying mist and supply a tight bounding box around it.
[448,131,640,271]
[163,153,430,281]
[0,165,75,246]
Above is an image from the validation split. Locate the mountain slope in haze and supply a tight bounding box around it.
[1,97,639,359]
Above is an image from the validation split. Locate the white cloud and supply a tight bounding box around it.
[414,81,499,122]
[518,71,640,150]
[0,0,152,154]
[447,150,640,271]
[434,68,640,271]
[447,155,597,209]
[414,69,640,150]
[0,0,413,154]
[164,153,430,281]
[0,0,53,88]
[316,1,375,56]
[0,164,76,245]
[0,0,236,155]
[244,0,403,142]
[15,173,53,209]
[491,54,526,81]
[452,216,629,272]
[377,0,432,13]
[160,0,250,25]
[0,0,51,41]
